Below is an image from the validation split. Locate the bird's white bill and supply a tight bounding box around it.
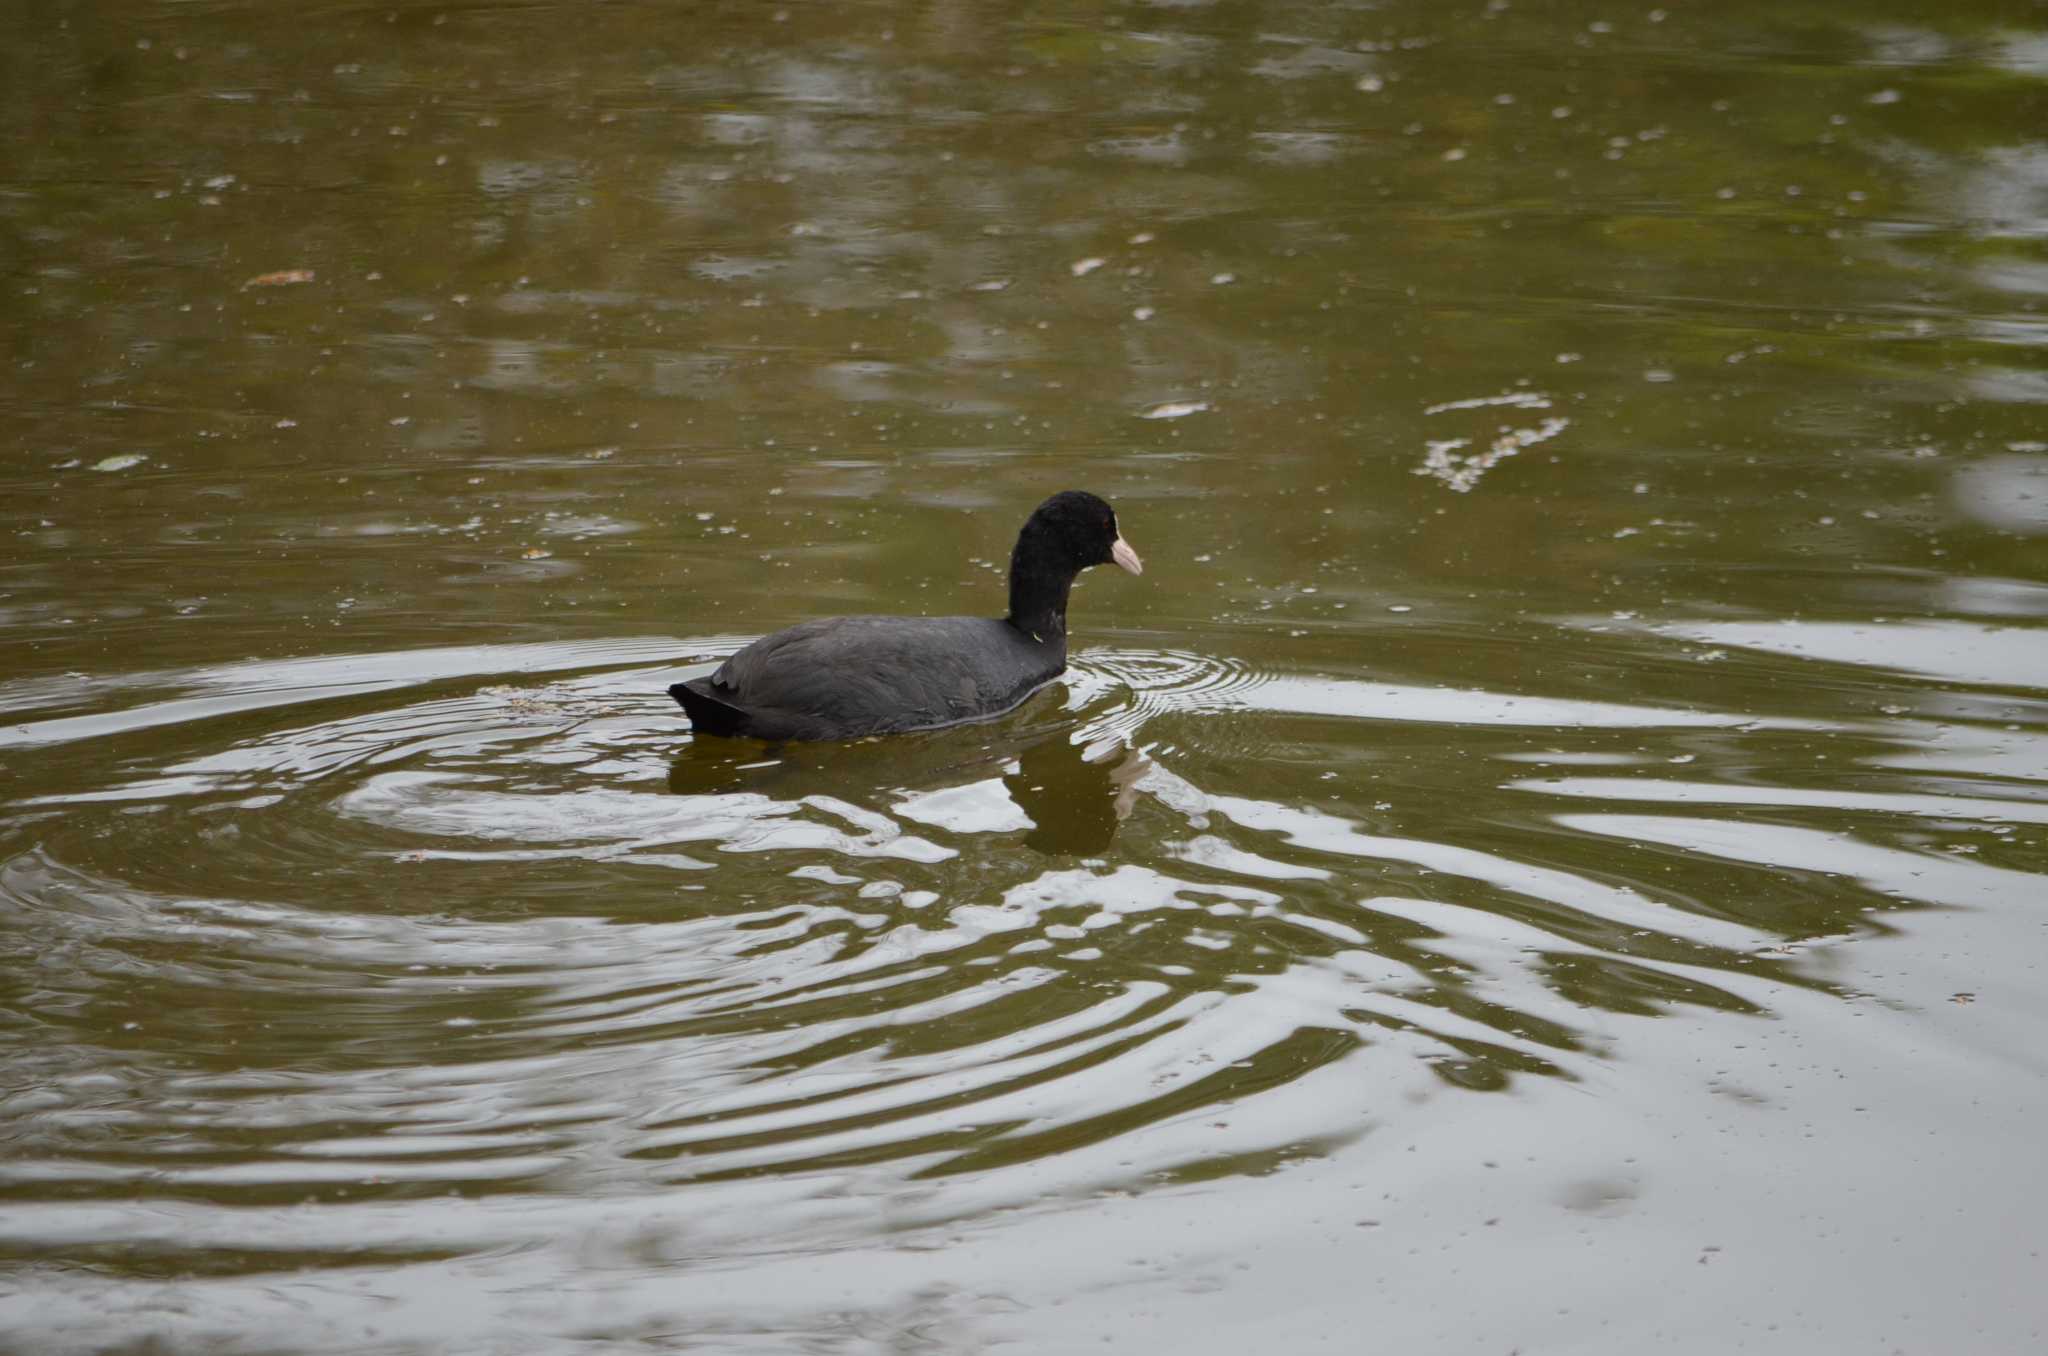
[1111,537,1144,575]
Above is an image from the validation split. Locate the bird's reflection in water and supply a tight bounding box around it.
[1004,733,1147,855]
[664,733,794,797]
[665,710,1147,855]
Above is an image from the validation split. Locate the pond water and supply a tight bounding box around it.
[4,0,2047,1350]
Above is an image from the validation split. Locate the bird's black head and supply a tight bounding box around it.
[1007,490,1142,639]
[1022,490,1144,577]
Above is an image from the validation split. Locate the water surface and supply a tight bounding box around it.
[4,1,2047,1351]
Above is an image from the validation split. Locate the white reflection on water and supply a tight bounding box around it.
[1953,452,2048,533]
[1662,618,2048,687]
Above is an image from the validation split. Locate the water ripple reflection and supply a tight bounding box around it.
[6,632,2005,1233]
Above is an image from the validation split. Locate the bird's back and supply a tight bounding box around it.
[675,615,1063,740]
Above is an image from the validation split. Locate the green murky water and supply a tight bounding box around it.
[5,1,2047,1350]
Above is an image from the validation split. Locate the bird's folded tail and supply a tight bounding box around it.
[669,678,750,737]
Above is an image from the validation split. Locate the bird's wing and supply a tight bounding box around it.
[713,617,1050,729]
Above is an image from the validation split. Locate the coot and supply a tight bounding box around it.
[670,490,1142,741]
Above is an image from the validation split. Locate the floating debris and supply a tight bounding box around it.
[1414,417,1570,493]
[1140,400,1209,420]
[243,269,315,288]
[92,454,148,472]
[1425,391,1553,415]
[480,682,610,719]
[1070,257,1107,277]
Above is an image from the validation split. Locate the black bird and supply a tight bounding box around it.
[669,490,1143,741]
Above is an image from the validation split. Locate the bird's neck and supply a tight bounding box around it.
[1007,535,1075,644]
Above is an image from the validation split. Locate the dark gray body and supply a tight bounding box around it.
[670,615,1066,741]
